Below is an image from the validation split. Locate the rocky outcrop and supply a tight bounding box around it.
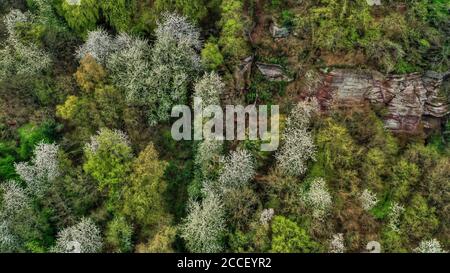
[311,69,449,132]
[256,62,293,82]
[270,23,289,38]
[233,56,253,92]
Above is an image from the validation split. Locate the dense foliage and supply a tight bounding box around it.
[0,0,448,253]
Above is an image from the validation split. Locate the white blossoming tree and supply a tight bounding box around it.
[52,218,103,253]
[77,30,152,103]
[359,189,379,211]
[0,181,35,252]
[303,178,332,220]
[106,33,151,102]
[276,99,318,177]
[66,0,81,5]
[276,128,316,177]
[75,13,201,126]
[180,192,226,253]
[3,9,29,38]
[414,239,447,253]
[195,139,223,179]
[145,13,202,125]
[78,14,201,125]
[260,208,275,225]
[217,149,256,192]
[387,202,404,232]
[0,220,18,252]
[154,13,202,51]
[76,29,116,64]
[14,142,60,197]
[285,99,319,130]
[0,181,30,215]
[193,72,225,183]
[329,233,346,253]
[0,10,51,81]
[193,72,225,106]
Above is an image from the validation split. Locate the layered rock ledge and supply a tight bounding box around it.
[313,69,449,132]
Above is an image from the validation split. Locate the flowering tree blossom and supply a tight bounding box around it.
[85,129,130,154]
[217,149,256,191]
[78,30,152,103]
[0,221,17,252]
[180,192,226,253]
[329,233,346,253]
[2,42,52,79]
[155,13,202,51]
[359,189,379,211]
[285,99,319,130]
[76,13,201,125]
[14,142,60,197]
[0,181,34,252]
[106,33,151,102]
[387,202,404,232]
[145,13,201,125]
[76,29,116,64]
[195,139,223,178]
[414,239,447,253]
[276,99,318,177]
[3,9,30,38]
[0,10,51,81]
[0,181,30,215]
[52,218,103,253]
[193,72,225,106]
[276,127,316,177]
[260,208,275,225]
[303,178,332,220]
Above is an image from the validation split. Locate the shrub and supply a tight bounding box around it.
[59,0,100,36]
[105,216,133,253]
[271,216,321,253]
[100,0,132,32]
[201,41,224,70]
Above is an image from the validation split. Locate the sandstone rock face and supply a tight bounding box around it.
[256,62,293,82]
[313,69,449,132]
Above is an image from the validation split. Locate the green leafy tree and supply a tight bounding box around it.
[218,0,250,62]
[201,41,224,70]
[136,225,177,253]
[100,0,132,32]
[58,0,100,36]
[122,143,170,233]
[271,216,321,253]
[391,160,420,202]
[105,216,133,253]
[154,0,219,23]
[57,55,125,143]
[314,118,359,186]
[401,194,439,241]
[83,129,133,210]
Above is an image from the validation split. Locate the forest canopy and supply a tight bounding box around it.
[0,0,449,254]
